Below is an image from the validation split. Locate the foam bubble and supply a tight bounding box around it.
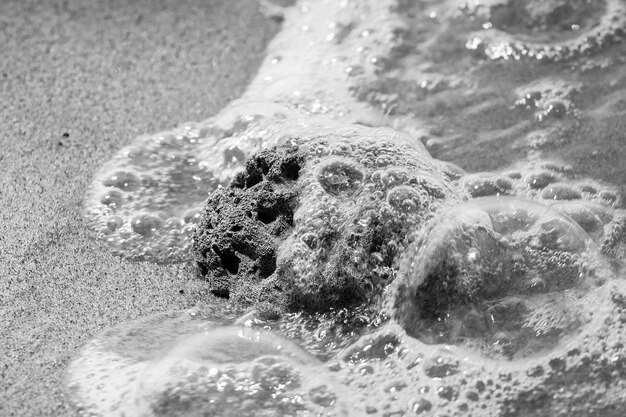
[541,183,583,200]
[526,171,558,189]
[318,159,365,197]
[462,173,513,197]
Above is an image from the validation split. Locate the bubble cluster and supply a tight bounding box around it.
[459,159,622,214]
[514,78,580,122]
[393,197,603,359]
[343,0,626,190]
[462,173,513,197]
[85,115,291,262]
[86,123,221,262]
[67,310,357,417]
[278,126,461,312]
[462,0,626,61]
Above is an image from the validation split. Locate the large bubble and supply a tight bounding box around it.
[393,197,608,359]
[66,310,357,417]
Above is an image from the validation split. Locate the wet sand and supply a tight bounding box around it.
[0,1,280,415]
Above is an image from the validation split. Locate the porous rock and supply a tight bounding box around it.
[193,145,303,308]
[193,122,462,315]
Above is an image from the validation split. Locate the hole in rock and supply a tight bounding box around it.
[258,255,277,278]
[281,157,302,181]
[211,288,230,299]
[257,207,279,224]
[211,244,240,275]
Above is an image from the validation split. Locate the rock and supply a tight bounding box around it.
[193,123,461,315]
[193,145,303,312]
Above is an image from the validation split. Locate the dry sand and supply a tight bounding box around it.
[0,1,281,415]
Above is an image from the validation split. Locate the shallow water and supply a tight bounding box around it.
[72,0,626,416]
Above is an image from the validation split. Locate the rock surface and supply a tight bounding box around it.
[193,146,303,307]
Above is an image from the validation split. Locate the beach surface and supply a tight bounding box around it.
[0,1,280,415]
